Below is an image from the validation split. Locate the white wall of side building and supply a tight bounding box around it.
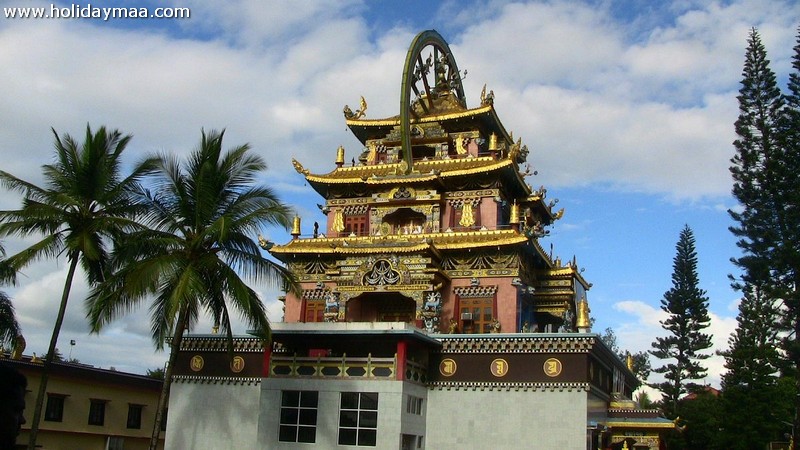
[260,378,429,449]
[425,388,588,450]
[165,380,261,450]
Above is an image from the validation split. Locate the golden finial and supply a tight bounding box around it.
[291,216,301,238]
[626,352,634,371]
[31,352,42,363]
[576,298,591,330]
[335,146,345,167]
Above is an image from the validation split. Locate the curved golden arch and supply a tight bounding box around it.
[399,30,466,174]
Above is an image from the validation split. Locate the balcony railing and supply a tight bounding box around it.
[270,353,428,384]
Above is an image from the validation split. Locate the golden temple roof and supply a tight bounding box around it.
[293,155,522,186]
[270,229,530,258]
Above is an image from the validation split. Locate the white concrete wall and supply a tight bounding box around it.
[165,381,261,450]
[426,388,588,450]
[260,379,427,449]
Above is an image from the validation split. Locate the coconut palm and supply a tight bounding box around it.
[0,125,157,450]
[86,129,297,450]
[0,242,21,348]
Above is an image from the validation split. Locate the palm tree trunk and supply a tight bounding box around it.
[27,254,79,450]
[149,305,190,450]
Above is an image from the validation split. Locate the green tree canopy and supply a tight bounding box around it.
[0,125,156,450]
[86,129,297,449]
[650,225,713,418]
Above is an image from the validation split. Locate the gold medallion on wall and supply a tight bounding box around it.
[439,358,457,377]
[543,358,562,377]
[190,355,204,372]
[490,358,509,377]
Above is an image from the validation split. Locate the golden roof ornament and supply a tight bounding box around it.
[459,202,475,228]
[576,297,591,331]
[510,201,520,225]
[332,209,345,233]
[11,335,25,360]
[291,216,301,239]
[336,145,345,167]
[626,352,634,371]
[343,96,367,120]
[489,132,498,152]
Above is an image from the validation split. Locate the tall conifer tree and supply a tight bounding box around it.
[650,225,713,417]
[728,27,800,444]
[718,284,788,449]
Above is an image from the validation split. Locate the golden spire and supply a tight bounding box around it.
[626,352,634,371]
[291,216,301,239]
[335,145,345,167]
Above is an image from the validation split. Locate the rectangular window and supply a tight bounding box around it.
[405,395,423,415]
[88,399,107,426]
[460,297,494,333]
[279,390,318,443]
[345,214,369,236]
[107,436,124,450]
[44,394,65,422]
[127,404,143,429]
[338,392,378,447]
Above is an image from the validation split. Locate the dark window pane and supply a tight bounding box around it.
[278,425,297,442]
[299,408,317,426]
[280,408,298,425]
[300,391,318,407]
[341,392,359,409]
[297,426,316,443]
[358,429,377,446]
[339,428,357,445]
[282,390,300,407]
[44,396,64,422]
[339,410,358,427]
[360,393,379,410]
[360,410,378,428]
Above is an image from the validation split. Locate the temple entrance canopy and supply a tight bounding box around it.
[346,292,416,323]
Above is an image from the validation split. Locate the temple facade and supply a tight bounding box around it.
[166,30,672,450]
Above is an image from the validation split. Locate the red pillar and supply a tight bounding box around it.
[396,340,407,381]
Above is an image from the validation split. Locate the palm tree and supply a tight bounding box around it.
[0,242,21,348]
[86,129,297,450]
[0,125,157,450]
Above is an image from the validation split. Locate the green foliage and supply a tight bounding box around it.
[146,367,165,380]
[726,27,800,447]
[650,225,713,417]
[676,389,723,450]
[0,125,155,450]
[0,243,20,348]
[85,129,297,449]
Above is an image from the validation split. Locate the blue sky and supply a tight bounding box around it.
[1,0,798,388]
